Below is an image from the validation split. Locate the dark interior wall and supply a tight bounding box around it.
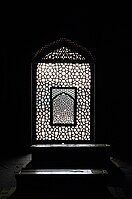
[1,5,132,160]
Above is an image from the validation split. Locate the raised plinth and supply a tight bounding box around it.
[29,144,111,169]
[14,168,109,198]
[9,144,118,198]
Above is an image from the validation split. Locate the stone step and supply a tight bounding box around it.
[30,144,111,169]
[14,168,109,198]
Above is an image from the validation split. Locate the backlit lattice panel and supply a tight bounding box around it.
[43,47,86,60]
[51,87,77,125]
[36,63,91,141]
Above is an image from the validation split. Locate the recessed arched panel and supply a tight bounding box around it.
[50,87,77,126]
[53,93,74,124]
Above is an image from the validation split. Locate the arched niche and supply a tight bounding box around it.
[31,38,95,144]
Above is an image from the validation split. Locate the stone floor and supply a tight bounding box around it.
[0,153,132,199]
[0,154,32,199]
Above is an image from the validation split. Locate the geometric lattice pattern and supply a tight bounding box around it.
[52,88,76,99]
[42,47,86,60]
[51,87,76,125]
[36,62,91,141]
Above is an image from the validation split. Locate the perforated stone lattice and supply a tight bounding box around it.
[42,47,86,60]
[36,62,91,141]
[51,87,76,125]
